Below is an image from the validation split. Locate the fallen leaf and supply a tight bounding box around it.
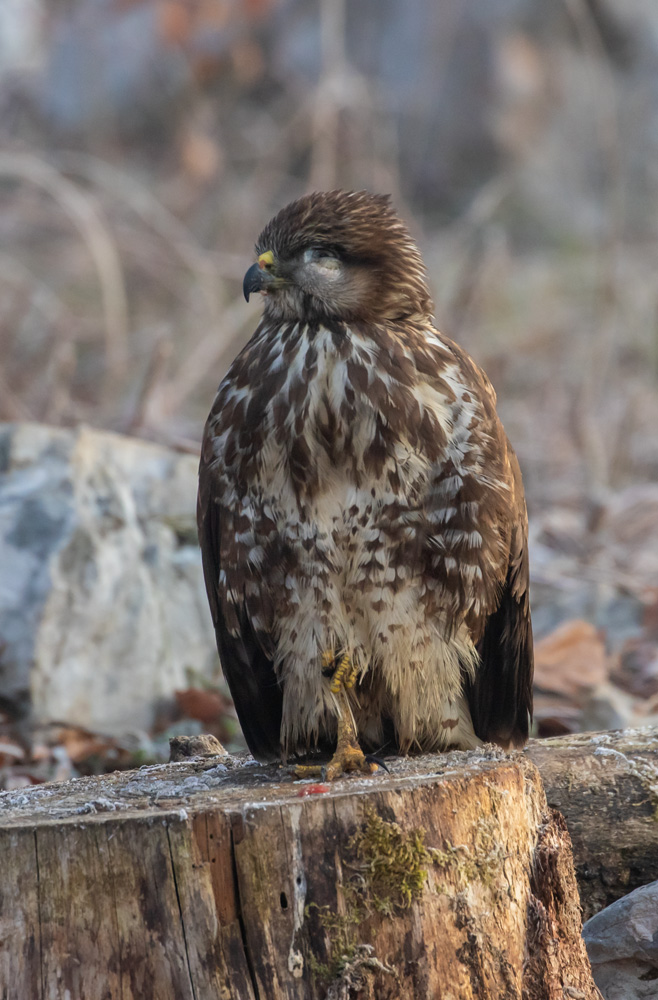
[0,741,24,763]
[179,130,222,182]
[534,619,608,701]
[533,693,582,737]
[175,687,230,725]
[610,638,658,699]
[55,726,119,765]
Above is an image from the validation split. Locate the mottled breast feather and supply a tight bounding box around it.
[198,191,533,761]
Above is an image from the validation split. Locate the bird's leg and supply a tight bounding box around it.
[295,653,378,780]
[325,690,379,780]
[329,652,358,694]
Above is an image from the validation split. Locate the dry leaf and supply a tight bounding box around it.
[179,130,222,182]
[175,687,229,724]
[55,726,118,765]
[610,638,658,699]
[534,620,607,701]
[533,692,582,737]
[0,741,24,766]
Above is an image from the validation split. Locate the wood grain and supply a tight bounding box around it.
[0,746,603,998]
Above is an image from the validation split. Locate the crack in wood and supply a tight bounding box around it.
[33,829,44,1000]
[283,803,307,979]
[165,822,198,1000]
[229,817,262,1000]
[0,746,610,997]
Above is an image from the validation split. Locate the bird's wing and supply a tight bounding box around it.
[466,446,534,748]
[197,462,283,762]
[425,333,533,747]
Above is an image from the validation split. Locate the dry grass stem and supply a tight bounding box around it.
[0,152,129,399]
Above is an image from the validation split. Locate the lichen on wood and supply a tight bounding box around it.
[349,802,439,912]
[306,803,436,988]
[0,746,602,999]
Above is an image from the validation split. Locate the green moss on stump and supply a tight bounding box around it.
[308,802,510,992]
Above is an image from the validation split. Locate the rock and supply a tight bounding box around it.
[580,682,636,734]
[0,422,217,736]
[582,881,658,999]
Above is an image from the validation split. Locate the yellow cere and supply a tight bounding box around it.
[258,250,275,269]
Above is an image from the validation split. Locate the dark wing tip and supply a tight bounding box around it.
[467,534,534,748]
[197,462,283,764]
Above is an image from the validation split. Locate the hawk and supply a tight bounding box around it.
[198,190,533,778]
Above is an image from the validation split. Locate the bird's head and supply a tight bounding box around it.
[243,190,434,325]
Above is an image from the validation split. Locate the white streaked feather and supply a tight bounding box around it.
[219,320,504,753]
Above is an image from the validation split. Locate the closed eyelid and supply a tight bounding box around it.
[303,246,341,263]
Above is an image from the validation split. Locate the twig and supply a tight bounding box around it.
[0,252,70,322]
[0,253,77,421]
[149,294,253,417]
[123,329,173,435]
[0,367,34,421]
[0,152,129,401]
[309,0,347,190]
[561,0,625,493]
[53,151,231,292]
[44,340,77,425]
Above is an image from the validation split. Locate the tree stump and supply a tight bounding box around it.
[0,748,600,999]
[525,727,658,919]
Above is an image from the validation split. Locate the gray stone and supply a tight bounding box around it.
[580,683,636,735]
[582,881,658,999]
[0,422,217,736]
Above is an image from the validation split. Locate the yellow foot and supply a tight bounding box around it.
[295,745,378,781]
[295,667,378,780]
[327,741,379,780]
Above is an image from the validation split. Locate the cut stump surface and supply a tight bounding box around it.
[0,747,601,999]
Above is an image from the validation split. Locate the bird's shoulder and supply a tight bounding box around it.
[418,326,498,410]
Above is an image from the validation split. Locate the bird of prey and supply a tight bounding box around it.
[198,190,533,779]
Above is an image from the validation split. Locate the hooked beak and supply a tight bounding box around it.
[243,262,265,302]
[243,250,283,302]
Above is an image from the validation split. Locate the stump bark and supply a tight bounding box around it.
[0,747,600,1000]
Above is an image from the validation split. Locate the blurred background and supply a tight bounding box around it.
[1,0,657,786]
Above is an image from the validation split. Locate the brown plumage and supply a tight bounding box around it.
[198,190,533,768]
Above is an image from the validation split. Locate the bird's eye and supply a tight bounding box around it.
[303,247,339,264]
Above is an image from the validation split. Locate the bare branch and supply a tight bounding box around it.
[0,152,129,399]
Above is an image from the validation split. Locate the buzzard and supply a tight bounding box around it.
[198,190,533,779]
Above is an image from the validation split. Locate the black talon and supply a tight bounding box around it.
[364,754,390,773]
